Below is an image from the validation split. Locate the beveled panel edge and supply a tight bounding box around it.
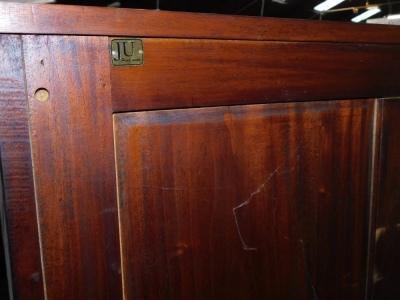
[2,2,400,44]
[365,99,383,299]
[0,158,12,299]
[0,34,45,300]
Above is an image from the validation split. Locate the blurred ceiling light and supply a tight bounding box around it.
[351,7,381,22]
[387,14,400,19]
[314,0,346,12]
[107,1,121,7]
[272,0,289,4]
[0,0,55,3]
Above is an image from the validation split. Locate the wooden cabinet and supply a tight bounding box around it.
[1,2,400,299]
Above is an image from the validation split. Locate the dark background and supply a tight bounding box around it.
[54,0,400,22]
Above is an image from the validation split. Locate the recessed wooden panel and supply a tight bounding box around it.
[114,99,375,299]
[0,35,44,300]
[23,35,122,299]
[374,98,400,298]
[111,39,400,112]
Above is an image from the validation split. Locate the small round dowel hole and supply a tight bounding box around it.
[34,88,49,102]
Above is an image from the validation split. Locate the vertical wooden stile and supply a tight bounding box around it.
[22,35,122,299]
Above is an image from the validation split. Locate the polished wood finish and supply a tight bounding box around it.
[374,98,400,299]
[0,35,44,300]
[2,2,400,44]
[0,3,399,299]
[112,39,400,112]
[115,99,376,299]
[22,35,122,299]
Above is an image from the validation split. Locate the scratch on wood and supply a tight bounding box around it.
[31,6,37,27]
[130,185,230,191]
[233,141,303,251]
[285,236,318,300]
[233,163,284,251]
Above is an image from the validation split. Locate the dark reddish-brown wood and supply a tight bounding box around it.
[22,35,122,299]
[0,35,44,300]
[0,4,399,299]
[2,2,400,44]
[111,39,400,112]
[374,98,400,299]
[114,99,376,299]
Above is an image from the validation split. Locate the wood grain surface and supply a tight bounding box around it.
[2,2,400,44]
[0,35,44,300]
[374,98,400,299]
[114,99,376,299]
[23,35,122,299]
[111,39,400,112]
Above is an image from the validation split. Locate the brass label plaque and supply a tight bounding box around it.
[110,39,143,66]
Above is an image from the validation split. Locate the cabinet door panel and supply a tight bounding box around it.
[114,99,375,299]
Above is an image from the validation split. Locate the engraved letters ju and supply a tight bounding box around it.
[110,39,143,66]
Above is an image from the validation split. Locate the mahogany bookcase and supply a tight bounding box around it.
[1,2,400,299]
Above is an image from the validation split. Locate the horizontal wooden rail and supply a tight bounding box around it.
[111,39,400,112]
[1,2,400,44]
